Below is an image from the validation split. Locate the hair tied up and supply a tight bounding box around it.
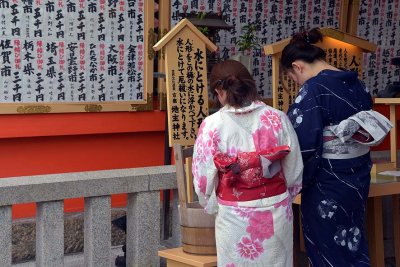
[280,27,326,71]
[305,32,310,44]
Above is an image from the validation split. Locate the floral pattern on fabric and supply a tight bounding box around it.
[192,101,303,266]
[317,199,338,219]
[246,210,274,241]
[260,109,282,131]
[197,175,207,195]
[274,197,293,221]
[252,126,278,152]
[237,236,264,260]
[288,108,304,128]
[334,226,362,252]
[288,70,374,266]
[233,207,254,218]
[295,85,308,104]
[288,183,302,202]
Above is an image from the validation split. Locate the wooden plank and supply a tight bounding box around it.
[182,243,217,256]
[0,98,153,114]
[183,147,194,159]
[293,204,299,267]
[166,259,194,267]
[144,0,155,111]
[374,98,400,104]
[158,247,217,267]
[185,157,194,202]
[271,54,281,110]
[153,19,217,52]
[264,39,289,55]
[264,27,376,55]
[370,162,397,175]
[393,195,400,267]
[347,0,360,35]
[183,146,194,203]
[339,0,350,32]
[156,0,170,110]
[389,104,398,166]
[174,144,188,208]
[369,182,400,197]
[367,197,384,267]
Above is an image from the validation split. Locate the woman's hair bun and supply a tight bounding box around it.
[290,27,323,46]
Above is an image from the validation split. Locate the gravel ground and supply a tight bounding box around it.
[12,209,126,264]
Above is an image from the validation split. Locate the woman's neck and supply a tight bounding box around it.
[309,60,339,77]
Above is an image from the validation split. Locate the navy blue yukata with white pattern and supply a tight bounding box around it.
[287,69,373,266]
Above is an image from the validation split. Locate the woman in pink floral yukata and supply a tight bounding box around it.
[192,59,303,267]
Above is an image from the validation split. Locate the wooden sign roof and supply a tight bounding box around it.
[264,27,377,55]
[153,18,218,52]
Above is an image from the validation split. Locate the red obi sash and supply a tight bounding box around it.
[213,145,290,202]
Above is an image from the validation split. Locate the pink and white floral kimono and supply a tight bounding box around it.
[192,101,303,267]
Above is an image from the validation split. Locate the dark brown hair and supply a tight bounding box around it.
[280,28,326,71]
[209,59,259,107]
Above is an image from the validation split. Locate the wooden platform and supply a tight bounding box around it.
[158,247,217,267]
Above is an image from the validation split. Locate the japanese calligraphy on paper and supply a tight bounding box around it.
[0,0,145,104]
[164,27,209,146]
[170,0,342,99]
[357,0,400,96]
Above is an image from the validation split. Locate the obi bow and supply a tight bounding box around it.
[213,145,290,187]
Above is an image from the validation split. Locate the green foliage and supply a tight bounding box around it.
[236,22,260,52]
[196,12,209,35]
[197,12,207,20]
[197,26,209,35]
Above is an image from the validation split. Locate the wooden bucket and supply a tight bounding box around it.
[179,202,217,255]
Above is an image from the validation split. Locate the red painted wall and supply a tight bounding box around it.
[0,111,166,219]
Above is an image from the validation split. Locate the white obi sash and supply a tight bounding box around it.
[322,110,393,159]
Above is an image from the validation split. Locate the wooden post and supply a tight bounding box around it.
[174,144,188,208]
[339,0,350,32]
[374,98,399,170]
[389,104,398,166]
[157,0,171,110]
[393,195,400,267]
[347,0,361,35]
[144,0,155,108]
[367,197,385,267]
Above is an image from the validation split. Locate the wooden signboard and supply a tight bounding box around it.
[153,19,217,146]
[264,28,377,112]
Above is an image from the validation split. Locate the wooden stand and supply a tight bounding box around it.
[158,145,217,265]
[367,177,400,267]
[158,247,217,267]
[372,98,399,173]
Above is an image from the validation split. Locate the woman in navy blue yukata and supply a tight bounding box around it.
[280,28,392,266]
